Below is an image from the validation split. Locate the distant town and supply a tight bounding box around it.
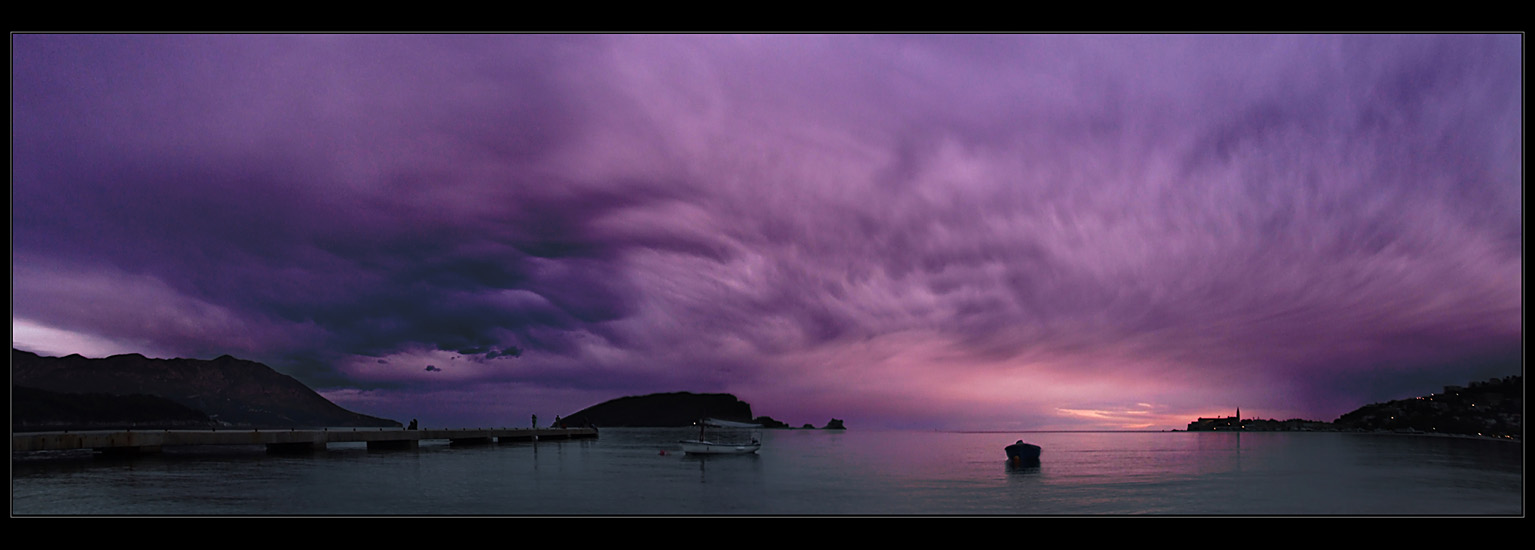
[1186,375,1521,440]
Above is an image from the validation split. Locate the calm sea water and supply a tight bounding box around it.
[11,429,1523,515]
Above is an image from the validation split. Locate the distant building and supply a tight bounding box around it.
[1187,407,1242,431]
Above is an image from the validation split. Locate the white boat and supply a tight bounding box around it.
[679,418,762,455]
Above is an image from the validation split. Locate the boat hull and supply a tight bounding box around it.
[679,440,761,455]
[1005,442,1041,463]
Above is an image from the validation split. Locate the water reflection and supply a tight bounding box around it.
[1005,459,1041,473]
[13,429,1522,515]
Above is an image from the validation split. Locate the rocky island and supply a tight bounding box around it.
[560,391,842,429]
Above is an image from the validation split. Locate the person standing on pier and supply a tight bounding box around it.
[531,414,538,428]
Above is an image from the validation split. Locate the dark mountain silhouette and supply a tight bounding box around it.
[1333,374,1521,437]
[562,392,754,427]
[12,349,400,430]
[12,385,214,431]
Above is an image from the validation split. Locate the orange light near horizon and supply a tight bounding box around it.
[1054,406,1194,431]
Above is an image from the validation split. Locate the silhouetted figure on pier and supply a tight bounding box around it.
[531,414,538,428]
[408,419,418,430]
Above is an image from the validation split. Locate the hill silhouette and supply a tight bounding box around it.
[561,392,754,427]
[13,385,216,431]
[12,349,399,430]
[1333,375,1521,437]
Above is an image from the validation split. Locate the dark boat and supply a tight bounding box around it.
[1005,440,1041,465]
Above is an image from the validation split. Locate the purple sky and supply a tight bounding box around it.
[11,34,1523,430]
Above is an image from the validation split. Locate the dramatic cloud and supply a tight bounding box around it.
[12,34,1522,430]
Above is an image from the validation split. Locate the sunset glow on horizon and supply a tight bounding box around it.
[11,34,1522,431]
